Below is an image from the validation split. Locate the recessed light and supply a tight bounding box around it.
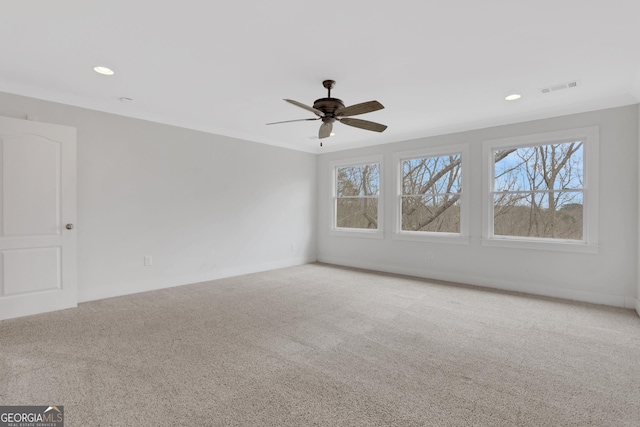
[505,93,522,101]
[93,66,114,76]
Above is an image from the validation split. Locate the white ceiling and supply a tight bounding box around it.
[1,1,639,154]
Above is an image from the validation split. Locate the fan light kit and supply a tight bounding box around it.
[267,80,387,147]
[93,66,114,75]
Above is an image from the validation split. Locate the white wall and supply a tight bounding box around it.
[2,90,638,311]
[317,105,640,308]
[0,91,317,302]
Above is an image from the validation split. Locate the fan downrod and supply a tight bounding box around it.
[322,80,336,97]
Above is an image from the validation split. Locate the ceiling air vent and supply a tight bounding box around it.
[540,81,579,94]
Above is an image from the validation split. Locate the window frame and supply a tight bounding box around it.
[330,155,384,238]
[393,144,470,244]
[481,126,599,253]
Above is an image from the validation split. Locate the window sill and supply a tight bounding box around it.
[330,229,384,239]
[393,232,470,245]
[481,237,599,253]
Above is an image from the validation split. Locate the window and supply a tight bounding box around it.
[332,156,382,236]
[394,144,469,242]
[493,142,583,239]
[482,127,599,252]
[402,154,461,232]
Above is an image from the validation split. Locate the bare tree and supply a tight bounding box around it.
[402,155,462,232]
[493,142,583,239]
[335,142,583,239]
[401,149,520,233]
[336,164,379,229]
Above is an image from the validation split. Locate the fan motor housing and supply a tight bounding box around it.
[313,98,344,118]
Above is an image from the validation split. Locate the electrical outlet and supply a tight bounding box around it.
[144,256,153,266]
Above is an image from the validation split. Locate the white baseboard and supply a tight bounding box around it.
[79,254,640,314]
[318,256,631,309]
[78,256,315,303]
[624,297,639,311]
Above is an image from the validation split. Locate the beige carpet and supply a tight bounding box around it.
[1,263,639,426]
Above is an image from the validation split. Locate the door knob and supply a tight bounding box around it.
[66,224,74,230]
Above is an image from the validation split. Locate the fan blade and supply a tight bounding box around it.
[284,99,324,117]
[335,100,384,117]
[266,118,319,125]
[319,121,333,139]
[339,117,387,133]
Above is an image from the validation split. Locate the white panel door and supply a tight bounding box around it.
[0,116,77,321]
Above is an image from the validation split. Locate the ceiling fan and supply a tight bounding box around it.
[267,80,387,146]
